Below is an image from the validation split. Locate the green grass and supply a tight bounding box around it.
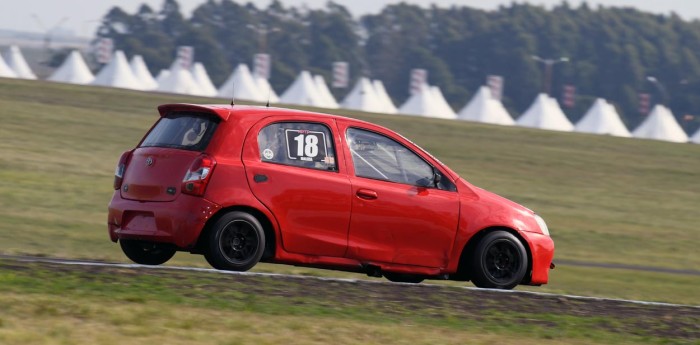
[0,78,699,304]
[1,261,696,345]
[0,294,613,345]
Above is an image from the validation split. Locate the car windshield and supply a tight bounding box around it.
[140,112,219,151]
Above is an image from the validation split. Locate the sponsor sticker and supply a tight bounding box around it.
[262,148,274,160]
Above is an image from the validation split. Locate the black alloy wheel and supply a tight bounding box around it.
[119,239,176,265]
[205,211,265,271]
[471,231,528,290]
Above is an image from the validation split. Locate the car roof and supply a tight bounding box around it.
[158,103,461,181]
[157,103,377,127]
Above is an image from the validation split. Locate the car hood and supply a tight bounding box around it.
[460,178,535,216]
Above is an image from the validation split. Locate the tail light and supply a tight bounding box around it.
[182,154,217,196]
[113,150,133,190]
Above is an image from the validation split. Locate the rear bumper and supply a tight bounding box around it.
[107,191,221,249]
[519,231,555,285]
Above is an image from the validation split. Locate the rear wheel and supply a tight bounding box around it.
[383,272,424,284]
[471,231,528,290]
[204,211,265,271]
[119,240,176,265]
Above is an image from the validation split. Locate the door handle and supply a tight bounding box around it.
[356,189,378,200]
[254,174,268,183]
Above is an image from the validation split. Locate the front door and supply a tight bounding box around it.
[340,125,460,268]
[242,118,352,257]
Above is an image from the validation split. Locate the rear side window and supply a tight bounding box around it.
[257,122,337,171]
[140,112,219,151]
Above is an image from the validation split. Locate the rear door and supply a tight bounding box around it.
[121,112,219,202]
[338,122,460,268]
[242,117,352,257]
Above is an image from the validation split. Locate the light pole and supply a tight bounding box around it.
[247,23,280,53]
[531,55,569,95]
[646,76,668,106]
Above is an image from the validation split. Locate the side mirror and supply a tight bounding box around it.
[416,168,442,188]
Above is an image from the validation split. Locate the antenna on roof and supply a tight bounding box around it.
[230,79,235,107]
[266,82,271,107]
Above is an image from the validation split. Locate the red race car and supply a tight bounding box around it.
[108,104,554,289]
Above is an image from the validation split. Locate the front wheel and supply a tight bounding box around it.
[119,240,176,265]
[470,231,528,290]
[204,211,265,271]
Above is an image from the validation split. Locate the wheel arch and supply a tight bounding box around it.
[455,226,533,284]
[192,205,276,260]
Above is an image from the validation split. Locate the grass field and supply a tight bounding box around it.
[1,260,697,345]
[0,78,699,307]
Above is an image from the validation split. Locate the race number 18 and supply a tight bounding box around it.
[294,134,319,158]
[285,129,327,162]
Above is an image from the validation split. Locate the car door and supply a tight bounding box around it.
[339,122,460,268]
[242,117,352,257]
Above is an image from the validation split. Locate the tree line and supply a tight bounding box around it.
[93,0,700,130]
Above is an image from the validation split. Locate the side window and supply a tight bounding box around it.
[258,122,337,171]
[347,128,434,186]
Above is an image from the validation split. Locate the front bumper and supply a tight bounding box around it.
[519,230,555,285]
[107,191,221,249]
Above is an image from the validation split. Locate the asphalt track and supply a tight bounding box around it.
[1,254,697,308]
[556,259,700,276]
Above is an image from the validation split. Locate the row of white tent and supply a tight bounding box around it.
[515,93,692,143]
[0,45,38,79]
[3,45,699,144]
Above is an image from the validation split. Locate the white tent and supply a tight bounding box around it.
[155,69,170,85]
[457,86,514,125]
[217,64,263,101]
[341,77,383,112]
[48,50,94,84]
[632,105,688,143]
[156,60,202,95]
[690,127,700,144]
[516,93,574,131]
[129,55,158,90]
[547,97,573,130]
[575,98,631,137]
[92,50,143,90]
[191,62,218,97]
[430,86,457,119]
[279,70,325,107]
[314,75,339,109]
[4,45,36,79]
[255,77,279,104]
[372,80,398,114]
[0,54,18,78]
[399,84,456,119]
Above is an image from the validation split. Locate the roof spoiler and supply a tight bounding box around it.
[157,103,231,121]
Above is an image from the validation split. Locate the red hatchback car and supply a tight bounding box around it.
[108,104,554,289]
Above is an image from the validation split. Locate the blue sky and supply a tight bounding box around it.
[3,0,699,37]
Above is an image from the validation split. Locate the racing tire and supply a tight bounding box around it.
[119,239,176,265]
[204,211,265,272]
[384,272,425,284]
[471,231,528,290]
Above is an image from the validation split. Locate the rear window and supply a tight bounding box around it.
[140,112,219,151]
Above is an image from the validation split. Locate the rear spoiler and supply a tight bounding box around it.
[157,104,232,121]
